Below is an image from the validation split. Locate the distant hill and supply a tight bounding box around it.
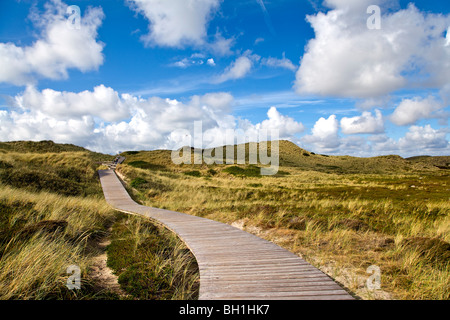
[0,140,88,153]
[0,140,113,196]
[0,140,110,163]
[120,140,450,174]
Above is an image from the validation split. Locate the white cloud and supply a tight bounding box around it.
[195,92,234,111]
[301,120,449,157]
[258,107,305,137]
[295,0,450,98]
[302,115,341,151]
[128,0,222,48]
[446,26,450,46]
[1,86,305,154]
[341,109,384,134]
[399,125,449,152]
[254,37,265,45]
[207,58,216,66]
[215,52,260,83]
[0,110,96,146]
[208,32,235,56]
[390,96,445,126]
[14,85,130,122]
[171,53,213,68]
[3,86,448,157]
[0,0,105,86]
[261,55,297,72]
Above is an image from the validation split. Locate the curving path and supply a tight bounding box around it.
[98,169,354,300]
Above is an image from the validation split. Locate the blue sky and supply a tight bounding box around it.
[0,0,449,156]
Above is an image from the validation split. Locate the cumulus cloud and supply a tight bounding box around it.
[14,85,130,122]
[399,125,449,152]
[341,110,384,134]
[194,92,234,112]
[207,58,216,66]
[0,0,105,86]
[0,110,96,147]
[127,0,225,49]
[301,118,449,157]
[390,96,445,126]
[1,86,304,154]
[258,107,305,137]
[294,0,450,98]
[302,115,341,151]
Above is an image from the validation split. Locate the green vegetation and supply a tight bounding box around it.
[128,160,167,171]
[0,142,119,299]
[184,170,201,177]
[130,177,148,189]
[0,140,88,154]
[0,149,109,197]
[106,213,199,300]
[1,139,448,300]
[117,140,450,300]
[223,165,261,177]
[0,185,118,299]
[0,141,198,300]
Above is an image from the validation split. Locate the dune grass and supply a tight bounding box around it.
[106,213,199,300]
[0,185,118,299]
[116,149,450,300]
[1,140,448,300]
[0,151,106,196]
[0,143,200,300]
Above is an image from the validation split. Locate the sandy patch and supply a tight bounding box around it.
[89,237,130,298]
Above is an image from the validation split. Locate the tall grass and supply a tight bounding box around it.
[106,214,199,300]
[116,161,450,300]
[0,185,117,300]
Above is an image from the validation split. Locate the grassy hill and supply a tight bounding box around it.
[116,140,449,300]
[0,142,117,299]
[0,141,198,300]
[0,141,112,197]
[1,140,448,300]
[120,140,449,175]
[0,140,89,153]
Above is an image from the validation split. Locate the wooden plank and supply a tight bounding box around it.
[98,169,354,300]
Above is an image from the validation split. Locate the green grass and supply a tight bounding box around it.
[130,177,148,189]
[0,185,118,299]
[0,150,110,197]
[128,160,167,171]
[0,141,200,300]
[106,213,199,300]
[2,139,449,300]
[116,142,450,300]
[223,165,262,177]
[184,170,202,177]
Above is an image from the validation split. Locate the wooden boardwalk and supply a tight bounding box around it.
[98,169,354,300]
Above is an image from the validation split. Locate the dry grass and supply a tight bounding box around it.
[106,213,199,300]
[0,142,201,300]
[116,145,450,300]
[0,185,117,299]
